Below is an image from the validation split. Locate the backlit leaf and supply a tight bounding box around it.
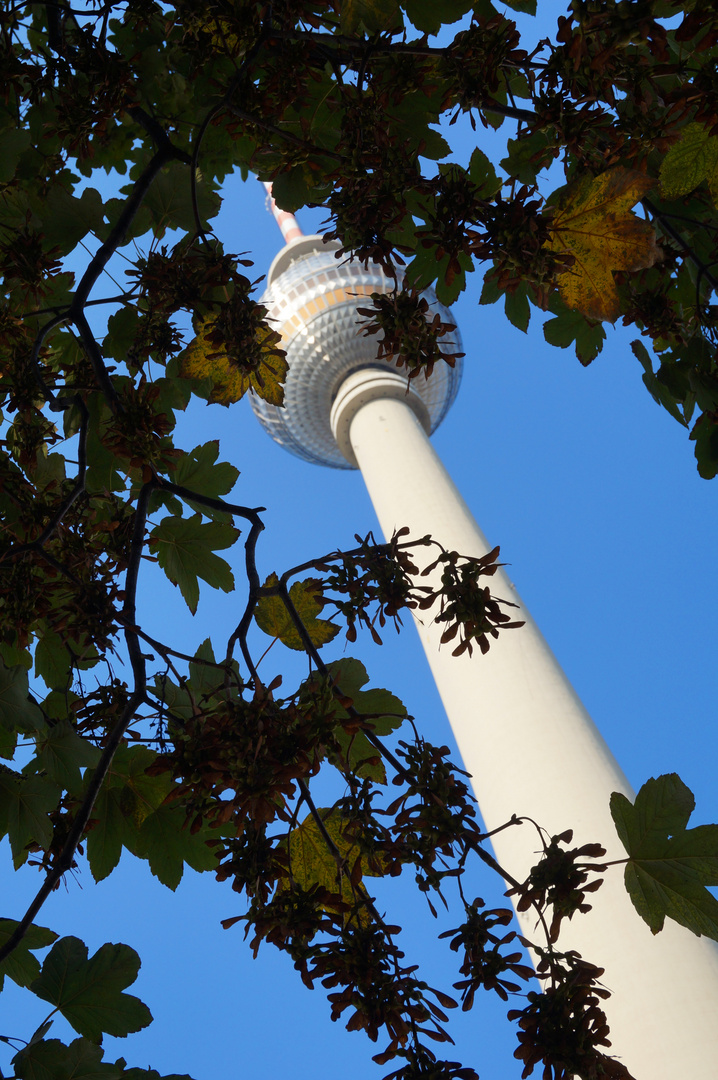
[0,919,57,992]
[132,804,219,890]
[85,746,167,882]
[502,0,536,14]
[341,0,402,34]
[179,317,287,407]
[284,809,385,912]
[610,773,718,940]
[402,0,474,34]
[500,130,555,186]
[468,148,501,199]
[271,167,315,214]
[255,573,340,651]
[542,292,606,365]
[0,127,31,183]
[631,340,687,426]
[546,167,660,322]
[85,746,218,889]
[0,658,45,739]
[150,515,238,615]
[173,441,239,518]
[13,1037,122,1080]
[34,630,73,691]
[659,123,718,201]
[325,658,407,781]
[30,937,153,1042]
[504,284,530,333]
[41,187,105,255]
[143,162,220,239]
[37,722,101,794]
[0,771,61,867]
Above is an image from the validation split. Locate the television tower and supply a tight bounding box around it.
[253,187,718,1079]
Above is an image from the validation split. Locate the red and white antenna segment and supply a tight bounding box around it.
[263,181,303,245]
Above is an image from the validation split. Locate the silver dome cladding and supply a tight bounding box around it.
[251,235,463,469]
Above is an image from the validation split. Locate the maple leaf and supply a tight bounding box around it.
[179,315,287,406]
[659,123,718,203]
[255,573,340,651]
[280,808,386,916]
[610,773,718,940]
[546,167,660,322]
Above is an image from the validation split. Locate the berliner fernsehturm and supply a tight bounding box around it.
[252,186,718,1079]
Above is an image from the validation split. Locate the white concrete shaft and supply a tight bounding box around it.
[331,373,718,1080]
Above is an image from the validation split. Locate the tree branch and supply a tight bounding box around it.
[0,482,154,967]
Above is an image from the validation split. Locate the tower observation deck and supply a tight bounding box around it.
[251,230,462,468]
[253,185,718,1079]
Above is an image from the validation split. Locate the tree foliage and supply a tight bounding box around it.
[1,2,718,1079]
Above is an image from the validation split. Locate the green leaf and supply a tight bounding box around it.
[132,804,219,890]
[150,514,238,615]
[85,747,164,882]
[434,251,472,306]
[659,123,718,200]
[37,722,101,794]
[85,745,217,889]
[468,148,501,198]
[0,919,57,992]
[185,638,241,703]
[418,128,451,162]
[0,771,61,867]
[404,243,441,291]
[0,127,32,183]
[120,1071,196,1080]
[13,1037,122,1080]
[479,271,502,307]
[504,285,530,333]
[502,0,536,13]
[35,630,73,690]
[86,785,126,883]
[691,411,718,481]
[151,675,195,725]
[500,130,554,186]
[85,393,125,495]
[41,187,105,254]
[271,167,314,214]
[401,0,474,34]
[0,723,16,759]
[30,937,153,1042]
[104,306,143,365]
[631,340,687,426]
[143,162,220,239]
[610,773,718,939]
[32,449,66,492]
[543,293,606,365]
[172,441,239,518]
[341,0,402,35]
[255,573,340,651]
[324,658,407,781]
[0,657,45,738]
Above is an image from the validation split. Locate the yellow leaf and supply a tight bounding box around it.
[546,167,660,322]
[283,809,385,913]
[255,573,340,651]
[179,316,287,406]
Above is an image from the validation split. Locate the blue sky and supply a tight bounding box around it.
[3,4,718,1078]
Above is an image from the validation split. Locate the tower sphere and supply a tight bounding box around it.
[250,235,463,469]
